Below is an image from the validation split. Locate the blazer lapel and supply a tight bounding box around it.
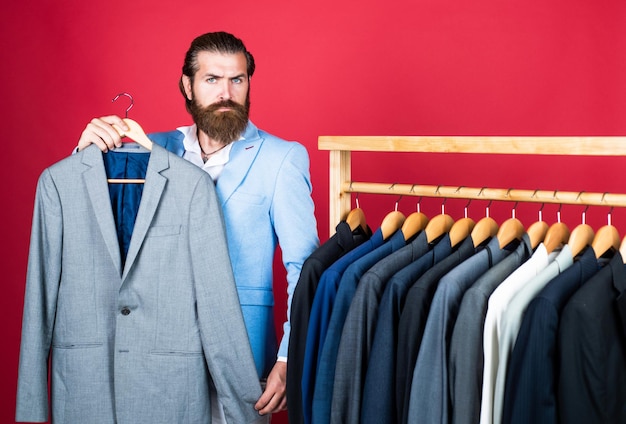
[122,144,169,282]
[216,122,263,205]
[82,145,123,277]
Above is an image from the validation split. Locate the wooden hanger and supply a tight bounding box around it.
[568,223,594,258]
[107,93,153,184]
[401,211,429,241]
[380,210,406,240]
[543,222,570,254]
[112,118,153,151]
[497,217,525,249]
[591,224,620,259]
[345,207,368,232]
[526,220,548,250]
[424,213,454,244]
[111,92,152,151]
[471,216,499,248]
[494,201,524,249]
[449,217,475,248]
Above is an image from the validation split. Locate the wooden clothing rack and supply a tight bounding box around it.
[318,135,626,236]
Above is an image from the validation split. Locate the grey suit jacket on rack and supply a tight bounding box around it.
[16,144,265,424]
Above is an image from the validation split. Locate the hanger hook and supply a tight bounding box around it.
[349,182,360,209]
[486,199,493,218]
[600,193,613,225]
[512,201,518,220]
[417,196,423,214]
[112,92,134,119]
[464,198,472,219]
[395,195,403,212]
[576,192,586,225]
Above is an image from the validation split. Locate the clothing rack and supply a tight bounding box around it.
[318,135,626,236]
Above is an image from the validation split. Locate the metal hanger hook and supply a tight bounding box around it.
[395,195,403,212]
[348,182,360,209]
[112,92,134,118]
[464,199,472,219]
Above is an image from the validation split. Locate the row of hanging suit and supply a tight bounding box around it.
[286,207,626,424]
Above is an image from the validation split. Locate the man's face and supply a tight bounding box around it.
[183,51,250,143]
[185,50,250,109]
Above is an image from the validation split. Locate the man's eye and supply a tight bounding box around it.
[232,78,242,84]
[207,77,216,83]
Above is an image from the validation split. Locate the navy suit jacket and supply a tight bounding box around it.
[312,229,407,424]
[395,235,478,424]
[330,231,431,424]
[361,234,454,424]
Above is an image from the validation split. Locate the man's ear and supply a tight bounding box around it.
[181,75,193,100]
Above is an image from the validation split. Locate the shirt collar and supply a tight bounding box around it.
[177,123,240,165]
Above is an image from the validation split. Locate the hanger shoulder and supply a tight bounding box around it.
[424,214,454,243]
[543,222,570,254]
[591,224,621,259]
[526,220,549,250]
[471,217,498,248]
[402,212,429,241]
[497,218,525,249]
[113,118,153,151]
[568,223,594,258]
[449,217,475,248]
[346,207,367,232]
[381,210,406,240]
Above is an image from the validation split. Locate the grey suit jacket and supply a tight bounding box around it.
[16,144,265,423]
[449,235,532,424]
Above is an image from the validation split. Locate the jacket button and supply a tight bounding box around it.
[121,307,131,316]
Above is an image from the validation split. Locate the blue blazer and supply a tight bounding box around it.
[150,122,319,377]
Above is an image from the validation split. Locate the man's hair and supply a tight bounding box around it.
[179,31,255,112]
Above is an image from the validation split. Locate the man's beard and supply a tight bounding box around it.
[189,96,250,144]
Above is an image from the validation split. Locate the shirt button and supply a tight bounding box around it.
[121,307,131,316]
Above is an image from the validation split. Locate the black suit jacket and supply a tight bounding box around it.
[287,221,370,424]
[558,251,626,424]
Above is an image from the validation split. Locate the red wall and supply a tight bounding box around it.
[2,1,626,422]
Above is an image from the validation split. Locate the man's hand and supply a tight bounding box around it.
[255,361,287,415]
[77,115,127,152]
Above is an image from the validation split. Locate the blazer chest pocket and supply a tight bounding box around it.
[146,224,181,237]
[229,191,265,206]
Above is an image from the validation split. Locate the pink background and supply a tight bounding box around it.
[2,1,626,422]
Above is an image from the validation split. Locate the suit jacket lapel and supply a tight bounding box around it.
[122,145,169,281]
[216,123,263,206]
[82,145,123,277]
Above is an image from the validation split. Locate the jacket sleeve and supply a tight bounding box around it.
[16,169,62,422]
[270,142,319,358]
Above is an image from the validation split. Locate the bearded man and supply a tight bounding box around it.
[76,31,319,421]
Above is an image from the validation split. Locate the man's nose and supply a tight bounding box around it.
[218,81,232,101]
